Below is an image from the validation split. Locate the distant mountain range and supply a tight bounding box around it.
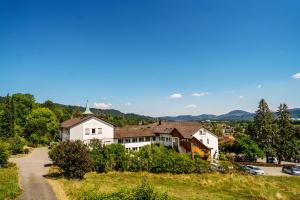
[160,108,300,121]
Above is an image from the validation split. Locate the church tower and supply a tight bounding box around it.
[82,100,93,115]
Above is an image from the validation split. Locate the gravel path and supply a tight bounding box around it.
[9,147,57,200]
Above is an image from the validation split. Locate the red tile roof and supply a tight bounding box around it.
[115,121,205,139]
[60,115,114,129]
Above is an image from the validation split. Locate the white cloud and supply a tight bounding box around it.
[257,84,262,89]
[185,104,197,108]
[239,95,244,99]
[192,92,209,97]
[93,102,112,109]
[292,73,300,79]
[169,93,182,99]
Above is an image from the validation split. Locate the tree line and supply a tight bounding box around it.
[49,140,229,179]
[221,99,300,164]
[0,93,155,166]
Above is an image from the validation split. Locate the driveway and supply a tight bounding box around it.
[9,147,57,200]
[259,166,291,176]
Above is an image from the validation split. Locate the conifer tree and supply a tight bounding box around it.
[0,94,15,138]
[275,104,296,164]
[252,99,276,157]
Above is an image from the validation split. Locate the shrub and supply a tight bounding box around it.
[218,152,229,161]
[170,153,194,173]
[49,141,59,149]
[0,141,11,167]
[89,140,110,172]
[7,136,27,154]
[106,144,129,171]
[128,154,143,172]
[81,180,170,200]
[49,140,92,179]
[193,157,210,173]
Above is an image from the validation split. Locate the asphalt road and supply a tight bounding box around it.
[259,166,291,176]
[9,147,57,200]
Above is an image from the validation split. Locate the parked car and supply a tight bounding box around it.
[282,165,300,176]
[240,165,265,175]
[266,156,278,164]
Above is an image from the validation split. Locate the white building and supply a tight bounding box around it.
[59,103,114,144]
[59,104,219,159]
[60,115,114,144]
[191,128,219,159]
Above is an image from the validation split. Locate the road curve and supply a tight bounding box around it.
[9,147,57,200]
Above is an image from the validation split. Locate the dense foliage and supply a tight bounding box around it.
[89,141,213,175]
[0,93,155,152]
[49,140,92,179]
[0,141,11,167]
[24,108,59,145]
[247,99,299,163]
[234,133,264,159]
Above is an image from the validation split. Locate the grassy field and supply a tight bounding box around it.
[54,171,300,200]
[0,166,21,200]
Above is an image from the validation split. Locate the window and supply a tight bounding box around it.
[85,128,90,135]
[118,139,123,144]
[98,128,102,134]
[125,138,131,143]
[162,137,165,141]
[145,137,150,142]
[139,137,144,142]
[207,139,209,144]
[200,139,203,143]
[92,128,96,135]
[132,138,137,142]
[199,131,202,135]
[152,137,156,141]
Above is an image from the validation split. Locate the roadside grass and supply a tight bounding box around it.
[53,171,300,200]
[0,166,21,200]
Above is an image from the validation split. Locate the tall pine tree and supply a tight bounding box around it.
[275,104,297,164]
[252,99,276,158]
[0,94,15,138]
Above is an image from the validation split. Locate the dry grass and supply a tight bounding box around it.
[51,171,300,200]
[0,166,21,200]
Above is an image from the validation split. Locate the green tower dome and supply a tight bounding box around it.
[82,100,93,115]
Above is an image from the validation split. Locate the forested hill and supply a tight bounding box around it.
[0,93,155,127]
[161,109,300,122]
[53,102,155,126]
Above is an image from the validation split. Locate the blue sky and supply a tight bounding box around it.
[0,0,299,117]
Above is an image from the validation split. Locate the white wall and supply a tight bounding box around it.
[116,134,173,151]
[192,128,219,159]
[69,117,114,144]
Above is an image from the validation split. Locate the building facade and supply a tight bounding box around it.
[59,105,219,159]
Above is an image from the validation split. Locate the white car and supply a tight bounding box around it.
[246,165,265,175]
[282,165,300,176]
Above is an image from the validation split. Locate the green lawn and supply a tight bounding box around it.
[55,172,300,200]
[0,166,21,200]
